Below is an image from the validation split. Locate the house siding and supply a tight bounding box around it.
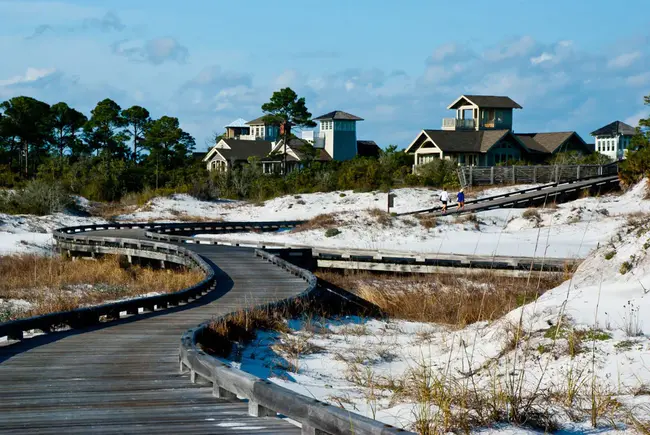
[480,108,513,130]
[265,125,280,141]
[486,139,523,165]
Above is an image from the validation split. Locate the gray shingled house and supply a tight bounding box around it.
[203,138,274,172]
[406,95,591,168]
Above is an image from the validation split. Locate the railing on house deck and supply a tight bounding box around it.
[442,118,476,130]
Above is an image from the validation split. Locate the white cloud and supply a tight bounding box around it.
[430,43,458,62]
[483,36,535,61]
[112,37,189,65]
[626,72,650,87]
[624,110,647,128]
[530,52,553,65]
[275,70,299,88]
[608,52,641,69]
[0,67,56,86]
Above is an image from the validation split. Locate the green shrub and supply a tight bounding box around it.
[604,250,616,260]
[0,180,72,215]
[325,228,341,237]
[415,159,459,188]
[620,261,633,275]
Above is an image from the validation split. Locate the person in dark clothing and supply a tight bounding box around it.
[457,188,465,210]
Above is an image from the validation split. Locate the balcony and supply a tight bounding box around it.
[237,134,265,141]
[442,118,476,131]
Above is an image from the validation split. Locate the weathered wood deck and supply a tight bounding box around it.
[0,243,306,434]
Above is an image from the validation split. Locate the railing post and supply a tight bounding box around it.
[512,166,516,184]
[533,166,537,183]
[248,401,275,417]
[469,166,473,186]
[490,167,494,184]
[213,383,237,400]
[577,165,581,180]
[302,423,331,435]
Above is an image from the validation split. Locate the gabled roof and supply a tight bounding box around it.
[447,95,522,110]
[246,116,267,125]
[514,134,550,154]
[313,110,364,121]
[224,118,249,128]
[410,129,520,154]
[268,138,332,162]
[357,140,381,158]
[515,132,588,154]
[590,120,636,136]
[205,138,273,162]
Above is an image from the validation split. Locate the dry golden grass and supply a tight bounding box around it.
[317,269,567,327]
[168,210,222,222]
[293,213,339,232]
[0,254,204,320]
[91,202,138,221]
[416,214,438,229]
[368,208,393,227]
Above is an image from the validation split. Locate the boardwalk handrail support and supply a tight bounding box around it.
[179,249,411,435]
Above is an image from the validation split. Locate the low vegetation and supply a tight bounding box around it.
[416,214,438,229]
[0,180,73,215]
[0,254,204,321]
[619,95,650,185]
[522,208,542,226]
[317,270,567,326]
[293,213,338,232]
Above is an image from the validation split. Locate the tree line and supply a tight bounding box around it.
[2,89,648,208]
[0,96,199,201]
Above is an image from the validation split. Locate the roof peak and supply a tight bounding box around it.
[224,118,248,128]
[448,95,522,110]
[590,120,636,136]
[314,110,364,121]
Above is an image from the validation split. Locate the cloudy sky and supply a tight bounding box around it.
[1,0,649,151]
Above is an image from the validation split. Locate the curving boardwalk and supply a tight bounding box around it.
[0,240,305,434]
[0,175,622,433]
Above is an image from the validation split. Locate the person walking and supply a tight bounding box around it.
[457,188,465,210]
[439,189,449,213]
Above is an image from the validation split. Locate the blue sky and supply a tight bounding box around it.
[1,0,649,151]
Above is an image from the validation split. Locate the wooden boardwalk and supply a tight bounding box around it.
[0,242,306,434]
[399,175,620,217]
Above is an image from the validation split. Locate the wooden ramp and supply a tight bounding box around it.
[0,244,305,434]
[399,175,620,217]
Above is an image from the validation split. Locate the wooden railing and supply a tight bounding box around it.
[401,173,620,216]
[0,230,216,341]
[1,221,414,434]
[180,249,411,435]
[457,163,618,186]
[442,117,475,130]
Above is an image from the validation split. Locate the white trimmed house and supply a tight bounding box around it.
[204,112,380,173]
[591,121,636,161]
[203,138,274,172]
[406,94,592,169]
